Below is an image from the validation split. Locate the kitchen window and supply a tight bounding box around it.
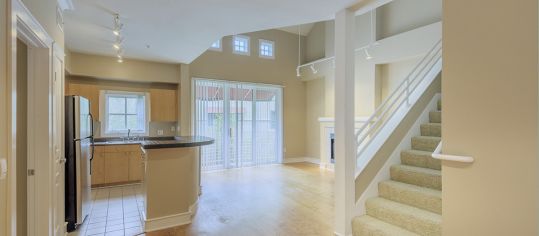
[101,91,149,136]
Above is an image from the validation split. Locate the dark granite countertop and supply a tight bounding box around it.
[93,136,214,149]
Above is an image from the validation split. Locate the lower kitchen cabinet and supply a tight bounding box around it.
[92,144,144,187]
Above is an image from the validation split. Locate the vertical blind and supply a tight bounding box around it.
[194,79,283,171]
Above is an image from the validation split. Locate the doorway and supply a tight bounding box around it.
[15,38,28,236]
[193,79,283,171]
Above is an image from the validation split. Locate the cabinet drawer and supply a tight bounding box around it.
[105,144,139,153]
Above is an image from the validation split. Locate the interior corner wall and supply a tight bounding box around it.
[443,0,538,235]
[188,29,307,160]
[376,0,442,40]
[305,22,326,62]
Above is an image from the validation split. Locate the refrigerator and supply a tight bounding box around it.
[65,96,93,231]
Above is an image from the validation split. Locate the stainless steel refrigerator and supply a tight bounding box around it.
[65,96,93,231]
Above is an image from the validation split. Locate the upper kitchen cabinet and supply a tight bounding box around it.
[67,83,100,121]
[150,88,178,122]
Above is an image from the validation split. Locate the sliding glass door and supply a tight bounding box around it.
[194,79,283,171]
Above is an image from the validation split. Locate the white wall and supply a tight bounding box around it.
[379,57,421,100]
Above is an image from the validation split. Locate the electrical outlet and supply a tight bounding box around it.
[157,130,164,136]
[171,126,175,132]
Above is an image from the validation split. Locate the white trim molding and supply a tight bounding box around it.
[144,201,199,232]
[282,157,320,165]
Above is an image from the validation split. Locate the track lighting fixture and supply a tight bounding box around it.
[296,67,301,77]
[310,64,318,74]
[112,13,126,63]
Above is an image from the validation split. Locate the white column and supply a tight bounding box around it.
[334,8,356,236]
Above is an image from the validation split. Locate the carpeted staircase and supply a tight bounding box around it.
[352,100,442,236]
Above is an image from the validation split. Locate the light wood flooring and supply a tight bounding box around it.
[147,162,334,236]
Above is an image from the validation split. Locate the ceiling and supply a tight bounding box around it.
[278,23,316,36]
[64,0,357,64]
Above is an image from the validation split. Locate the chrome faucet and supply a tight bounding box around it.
[127,129,131,140]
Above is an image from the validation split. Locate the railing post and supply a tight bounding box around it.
[334,8,356,236]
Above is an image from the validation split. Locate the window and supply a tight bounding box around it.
[259,39,274,59]
[233,35,250,55]
[101,91,149,136]
[209,39,222,51]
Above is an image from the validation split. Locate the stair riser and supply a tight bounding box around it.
[390,166,442,190]
[420,124,441,137]
[401,151,441,170]
[379,182,442,214]
[411,137,440,152]
[429,111,441,123]
[366,200,441,236]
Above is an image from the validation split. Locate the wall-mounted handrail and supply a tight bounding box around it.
[355,39,442,173]
[431,142,474,163]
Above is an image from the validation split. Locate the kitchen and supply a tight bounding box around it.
[64,53,214,234]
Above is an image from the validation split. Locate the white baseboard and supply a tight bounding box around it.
[144,201,198,232]
[283,157,320,164]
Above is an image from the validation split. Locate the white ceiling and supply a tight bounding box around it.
[278,23,316,36]
[64,0,357,64]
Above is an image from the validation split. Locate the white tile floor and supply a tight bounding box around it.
[67,184,145,236]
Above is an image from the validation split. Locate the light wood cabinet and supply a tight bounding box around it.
[104,152,129,184]
[150,88,177,122]
[92,144,143,187]
[91,149,106,185]
[128,152,143,181]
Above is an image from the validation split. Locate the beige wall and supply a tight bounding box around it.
[305,78,326,159]
[376,0,442,39]
[305,22,326,62]
[15,39,27,236]
[69,53,181,84]
[379,57,421,100]
[188,29,306,159]
[21,0,64,46]
[443,0,538,235]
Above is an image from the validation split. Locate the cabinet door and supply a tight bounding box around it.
[150,88,177,122]
[128,151,143,181]
[91,152,106,186]
[104,152,129,183]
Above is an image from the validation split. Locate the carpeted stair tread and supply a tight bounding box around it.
[401,149,441,170]
[390,165,441,190]
[420,123,441,137]
[366,197,441,236]
[429,111,441,123]
[379,180,442,214]
[352,215,420,236]
[411,136,441,152]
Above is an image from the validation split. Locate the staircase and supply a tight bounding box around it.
[352,100,442,236]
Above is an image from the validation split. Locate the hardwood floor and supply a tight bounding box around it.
[146,162,334,236]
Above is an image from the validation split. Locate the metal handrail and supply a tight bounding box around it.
[355,39,442,159]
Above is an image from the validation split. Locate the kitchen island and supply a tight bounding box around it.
[139,136,213,232]
[93,136,214,232]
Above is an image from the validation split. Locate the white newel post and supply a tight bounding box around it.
[334,8,356,236]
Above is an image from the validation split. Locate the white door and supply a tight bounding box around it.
[194,79,283,171]
[52,45,66,236]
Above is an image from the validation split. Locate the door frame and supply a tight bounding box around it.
[5,0,61,235]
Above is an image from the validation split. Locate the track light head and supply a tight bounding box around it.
[364,49,373,60]
[310,64,318,74]
[296,67,301,77]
